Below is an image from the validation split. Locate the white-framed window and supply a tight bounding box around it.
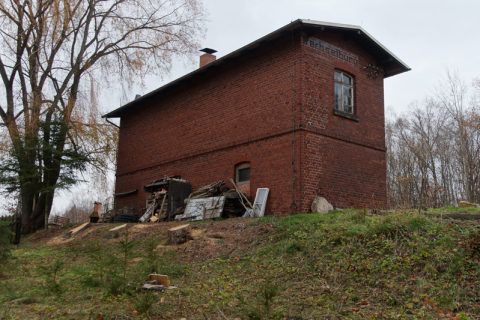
[236,163,250,185]
[334,70,353,113]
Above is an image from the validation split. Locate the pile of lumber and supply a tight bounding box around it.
[175,196,226,221]
[149,175,188,186]
[140,179,257,223]
[187,180,225,201]
[48,215,70,227]
[176,181,253,221]
[223,190,252,217]
[140,192,168,223]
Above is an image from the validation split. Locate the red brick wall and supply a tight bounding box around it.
[298,31,387,210]
[299,132,387,211]
[115,35,302,214]
[114,29,388,215]
[115,133,295,215]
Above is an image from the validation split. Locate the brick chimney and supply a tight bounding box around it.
[94,202,102,214]
[199,48,217,68]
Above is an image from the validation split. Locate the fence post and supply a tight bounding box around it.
[0,214,21,245]
[14,215,21,245]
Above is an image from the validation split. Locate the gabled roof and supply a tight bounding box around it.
[104,19,410,118]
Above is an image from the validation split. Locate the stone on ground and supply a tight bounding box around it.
[311,196,333,214]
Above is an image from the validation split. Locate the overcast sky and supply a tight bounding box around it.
[108,0,479,116]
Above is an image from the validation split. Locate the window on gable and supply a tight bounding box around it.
[334,70,353,113]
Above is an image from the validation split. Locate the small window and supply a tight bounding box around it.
[334,70,353,113]
[236,163,250,184]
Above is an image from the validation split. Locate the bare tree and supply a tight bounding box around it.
[386,70,480,209]
[437,70,472,201]
[61,197,92,224]
[0,0,207,233]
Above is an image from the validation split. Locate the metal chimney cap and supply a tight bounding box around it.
[200,48,217,54]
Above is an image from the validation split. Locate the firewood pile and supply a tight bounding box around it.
[139,175,193,223]
[141,191,168,223]
[186,180,225,201]
[150,175,188,185]
[139,178,254,223]
[48,215,70,227]
[223,190,252,217]
[102,207,134,223]
[171,207,185,216]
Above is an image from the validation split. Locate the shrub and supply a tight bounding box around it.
[39,259,65,295]
[134,290,157,314]
[0,221,13,267]
[144,236,160,273]
[239,279,280,319]
[285,242,303,254]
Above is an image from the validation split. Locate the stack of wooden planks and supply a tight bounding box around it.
[223,190,253,217]
[175,196,226,221]
[48,215,70,227]
[187,180,225,200]
[140,192,168,223]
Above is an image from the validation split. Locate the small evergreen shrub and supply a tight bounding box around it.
[0,221,13,267]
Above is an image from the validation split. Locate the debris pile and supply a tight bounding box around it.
[223,190,252,217]
[104,176,268,224]
[139,176,191,223]
[141,191,168,223]
[102,207,135,223]
[48,215,70,227]
[152,175,188,184]
[176,195,226,221]
[102,210,116,223]
[186,180,225,201]
[176,180,256,222]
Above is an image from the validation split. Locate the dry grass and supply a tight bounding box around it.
[1,210,480,319]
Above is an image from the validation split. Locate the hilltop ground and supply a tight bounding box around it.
[1,207,480,319]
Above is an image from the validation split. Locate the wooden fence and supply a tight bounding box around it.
[0,215,22,245]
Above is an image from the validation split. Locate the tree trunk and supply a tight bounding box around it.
[21,192,46,234]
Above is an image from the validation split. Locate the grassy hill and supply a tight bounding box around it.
[1,209,480,319]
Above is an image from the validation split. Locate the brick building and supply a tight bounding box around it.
[104,19,410,215]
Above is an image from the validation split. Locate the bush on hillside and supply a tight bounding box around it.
[0,221,13,266]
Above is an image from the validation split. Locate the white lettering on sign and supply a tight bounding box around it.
[302,35,359,67]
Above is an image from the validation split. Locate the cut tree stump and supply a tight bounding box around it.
[109,224,127,232]
[168,224,192,245]
[103,224,127,239]
[63,222,90,239]
[147,274,169,286]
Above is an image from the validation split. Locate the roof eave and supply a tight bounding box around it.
[103,19,410,118]
[300,19,411,77]
[103,19,304,118]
